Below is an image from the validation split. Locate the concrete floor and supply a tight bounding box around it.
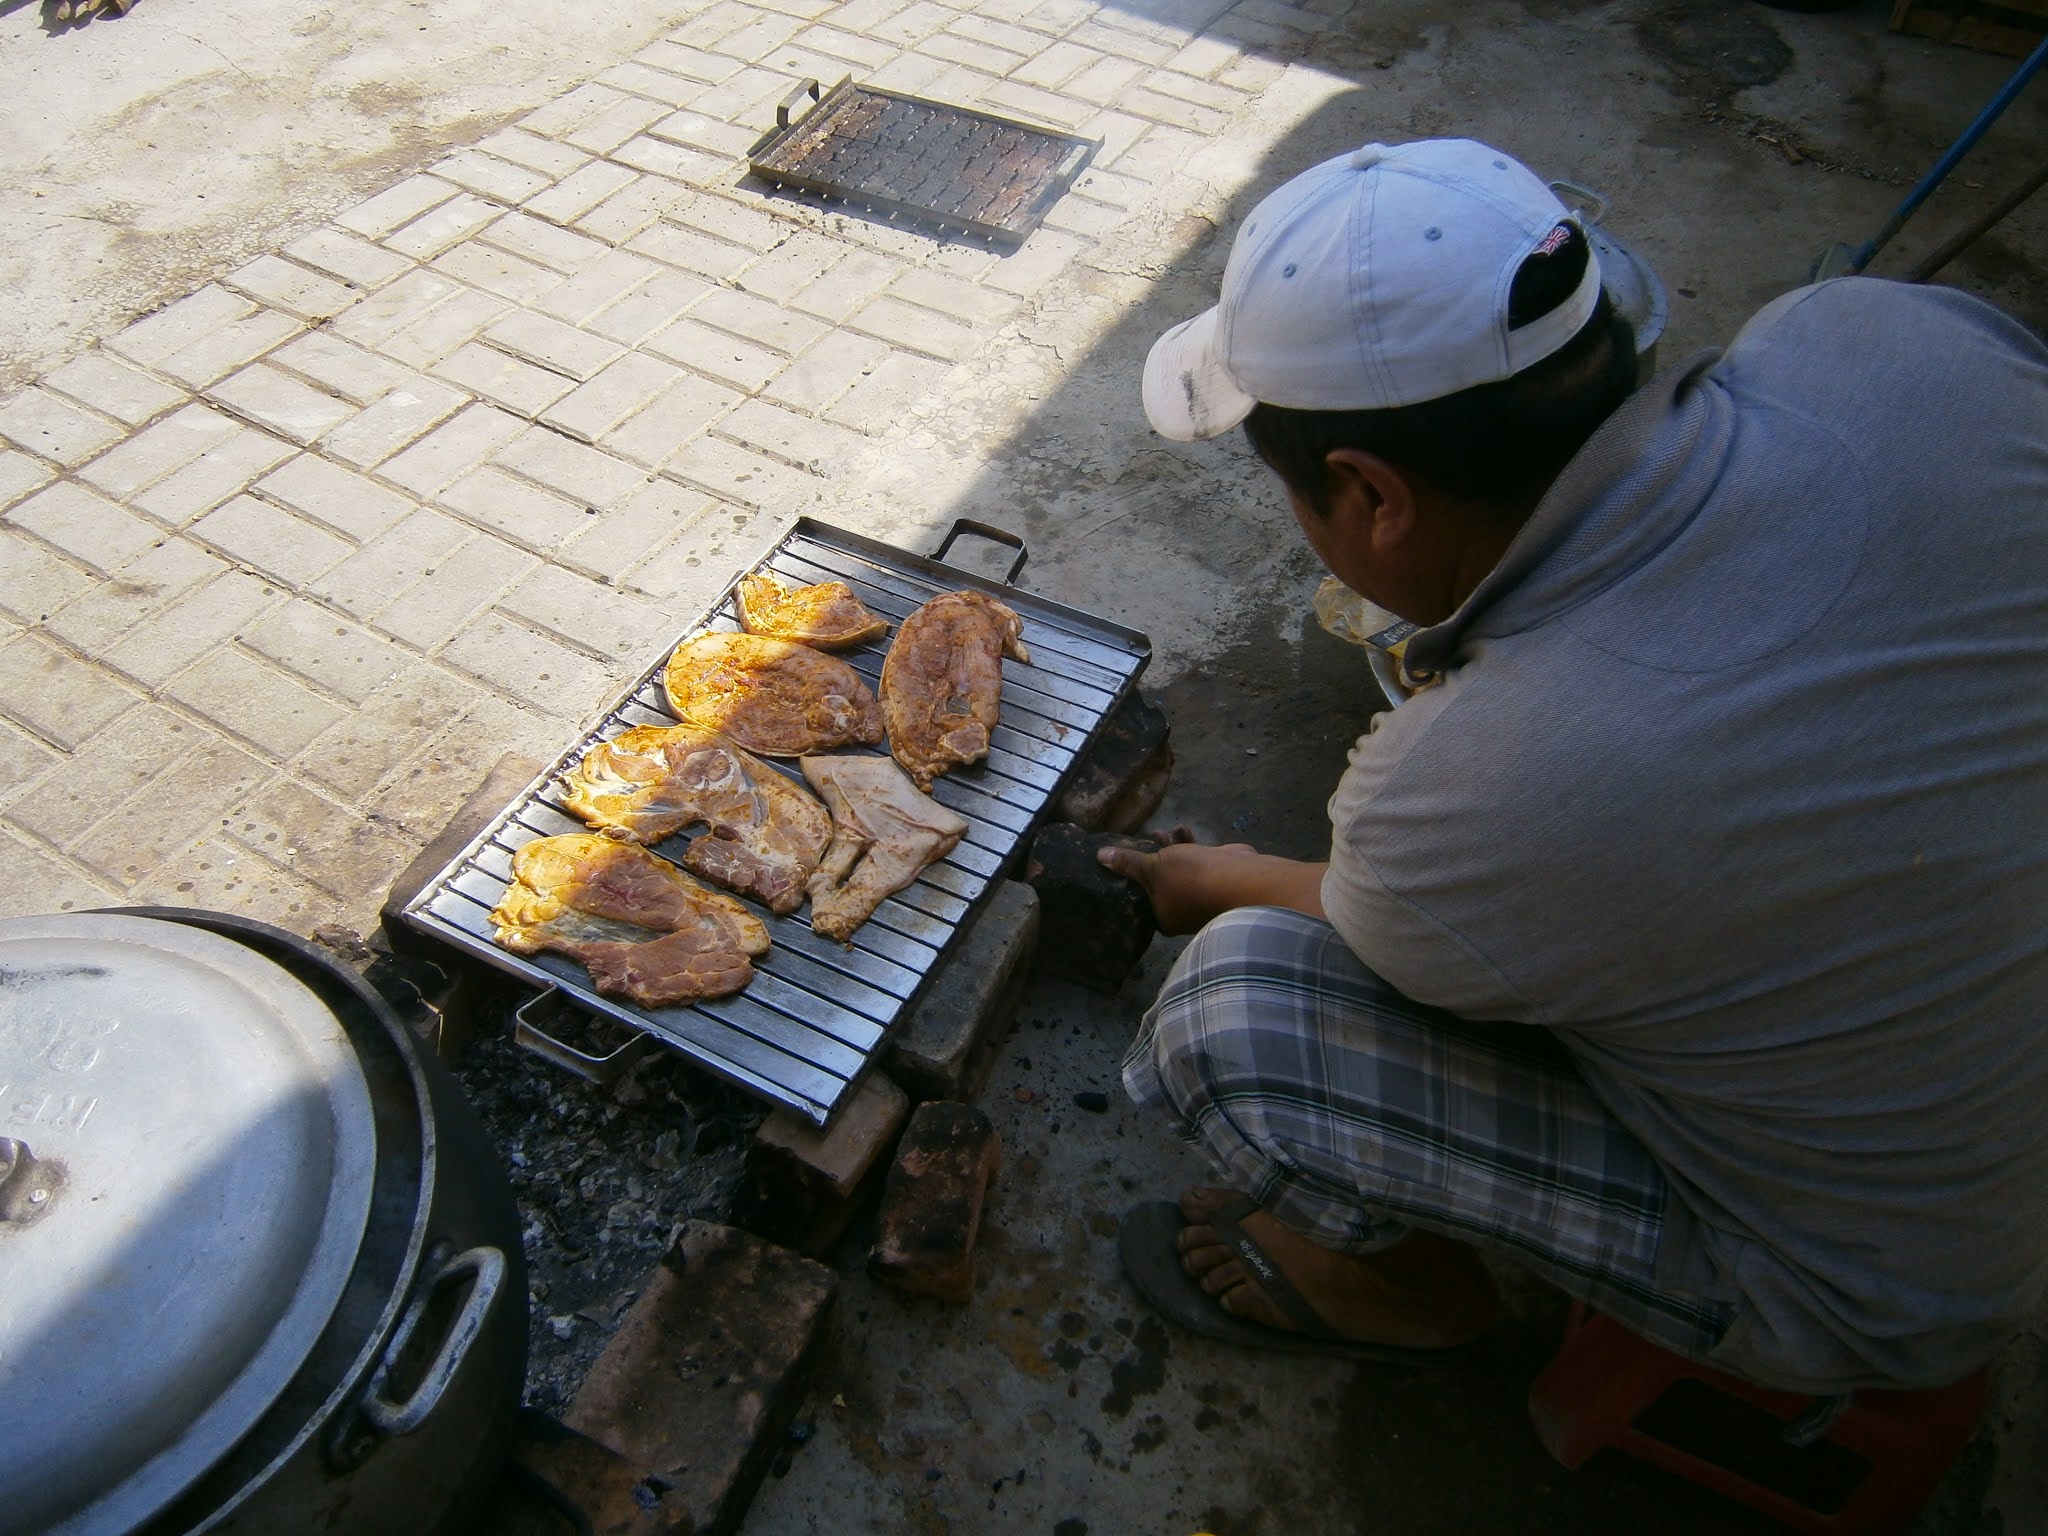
[6,0,2045,1529]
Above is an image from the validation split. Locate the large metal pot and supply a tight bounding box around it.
[0,909,526,1536]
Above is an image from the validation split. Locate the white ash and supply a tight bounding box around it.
[454,1025,763,1415]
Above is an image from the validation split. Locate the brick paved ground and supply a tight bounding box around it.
[0,0,1326,933]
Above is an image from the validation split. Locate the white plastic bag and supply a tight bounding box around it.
[1312,577,1414,657]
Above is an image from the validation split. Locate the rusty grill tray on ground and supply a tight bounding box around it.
[401,518,1150,1124]
[748,77,1099,246]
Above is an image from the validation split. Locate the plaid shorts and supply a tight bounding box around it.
[1123,905,1734,1359]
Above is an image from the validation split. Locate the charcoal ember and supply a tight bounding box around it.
[1055,691,1172,834]
[452,1031,764,1416]
[649,1131,683,1173]
[1024,823,1159,993]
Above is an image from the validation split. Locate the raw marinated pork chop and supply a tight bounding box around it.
[491,834,770,1007]
[562,724,830,915]
[736,571,889,650]
[800,755,969,942]
[665,632,884,756]
[880,591,1030,791]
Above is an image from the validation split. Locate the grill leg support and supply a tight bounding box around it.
[1057,690,1173,835]
[735,882,1037,1257]
[734,1070,912,1257]
[888,879,1040,1102]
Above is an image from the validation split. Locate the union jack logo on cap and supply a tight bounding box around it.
[1533,223,1573,257]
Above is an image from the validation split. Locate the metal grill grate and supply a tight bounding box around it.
[400,519,1149,1124]
[749,77,1099,246]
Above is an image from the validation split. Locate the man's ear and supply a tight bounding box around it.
[1324,447,1418,553]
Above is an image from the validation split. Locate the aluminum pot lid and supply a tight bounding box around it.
[0,913,376,1536]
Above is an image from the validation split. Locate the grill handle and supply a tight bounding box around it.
[933,519,1029,585]
[514,985,655,1085]
[776,78,821,130]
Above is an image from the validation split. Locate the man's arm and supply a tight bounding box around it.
[1097,838,1327,935]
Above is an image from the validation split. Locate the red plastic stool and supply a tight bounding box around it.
[1528,1305,1987,1535]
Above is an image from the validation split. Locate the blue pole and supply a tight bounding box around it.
[1846,30,2048,274]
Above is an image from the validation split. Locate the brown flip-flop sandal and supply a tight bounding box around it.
[1116,1196,1468,1365]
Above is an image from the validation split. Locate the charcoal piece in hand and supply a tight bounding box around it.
[1024,822,1159,993]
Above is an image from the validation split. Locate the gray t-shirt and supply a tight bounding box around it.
[1320,279,2048,1392]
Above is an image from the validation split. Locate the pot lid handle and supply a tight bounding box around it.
[1547,177,1609,227]
[0,1137,64,1224]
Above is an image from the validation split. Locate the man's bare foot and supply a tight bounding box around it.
[1176,1187,1495,1349]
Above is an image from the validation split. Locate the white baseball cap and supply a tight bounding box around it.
[1142,139,1603,441]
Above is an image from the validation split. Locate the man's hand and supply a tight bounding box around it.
[1096,828,1328,936]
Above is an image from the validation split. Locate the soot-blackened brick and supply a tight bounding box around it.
[869,1101,1000,1303]
[887,879,1038,1103]
[487,1409,691,1535]
[733,1069,910,1255]
[1056,689,1171,834]
[566,1223,837,1535]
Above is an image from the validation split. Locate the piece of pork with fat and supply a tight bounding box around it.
[799,754,969,942]
[562,724,830,915]
[880,590,1030,792]
[490,834,770,1007]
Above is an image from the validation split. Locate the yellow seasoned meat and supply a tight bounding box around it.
[490,834,769,1007]
[665,632,884,757]
[736,571,889,650]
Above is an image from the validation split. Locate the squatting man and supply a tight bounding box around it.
[1098,137,2048,1392]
